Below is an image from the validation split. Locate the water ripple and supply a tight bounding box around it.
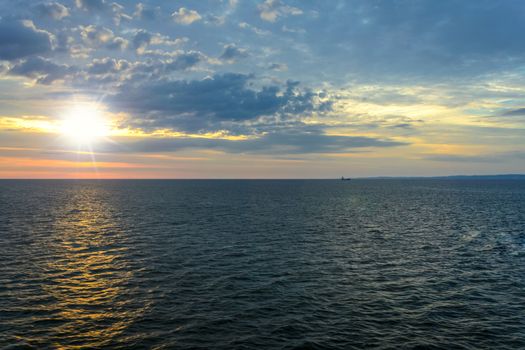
[0,179,524,349]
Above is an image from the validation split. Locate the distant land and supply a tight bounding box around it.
[360,174,525,180]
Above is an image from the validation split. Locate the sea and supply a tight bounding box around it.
[0,179,524,349]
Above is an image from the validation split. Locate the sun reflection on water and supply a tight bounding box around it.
[28,185,143,349]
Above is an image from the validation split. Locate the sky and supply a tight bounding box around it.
[1,0,525,178]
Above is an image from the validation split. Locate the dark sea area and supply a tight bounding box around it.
[1,179,524,349]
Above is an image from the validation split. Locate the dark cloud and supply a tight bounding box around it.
[106,36,128,50]
[0,19,53,60]
[54,30,74,52]
[103,126,405,155]
[219,44,248,62]
[132,29,151,52]
[133,3,159,21]
[87,57,129,75]
[502,108,525,117]
[238,128,405,154]
[423,153,519,163]
[390,123,413,129]
[110,73,329,132]
[268,63,287,71]
[113,51,205,82]
[164,52,204,71]
[8,56,75,84]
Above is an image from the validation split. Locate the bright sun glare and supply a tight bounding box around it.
[60,104,109,143]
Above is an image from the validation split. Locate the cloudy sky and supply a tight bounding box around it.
[1,0,525,178]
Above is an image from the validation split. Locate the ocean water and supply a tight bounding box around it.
[0,179,524,349]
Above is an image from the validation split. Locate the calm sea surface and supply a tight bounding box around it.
[1,179,524,349]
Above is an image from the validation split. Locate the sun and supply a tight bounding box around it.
[60,104,110,143]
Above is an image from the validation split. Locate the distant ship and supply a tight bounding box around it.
[341,176,351,181]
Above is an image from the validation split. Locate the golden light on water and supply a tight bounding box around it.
[37,188,144,348]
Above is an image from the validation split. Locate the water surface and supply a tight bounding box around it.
[1,179,524,349]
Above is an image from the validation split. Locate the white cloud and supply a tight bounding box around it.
[239,22,270,36]
[258,0,303,22]
[171,8,202,25]
[36,2,70,20]
[75,0,105,12]
[79,25,114,45]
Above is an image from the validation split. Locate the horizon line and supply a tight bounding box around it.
[1,174,525,180]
